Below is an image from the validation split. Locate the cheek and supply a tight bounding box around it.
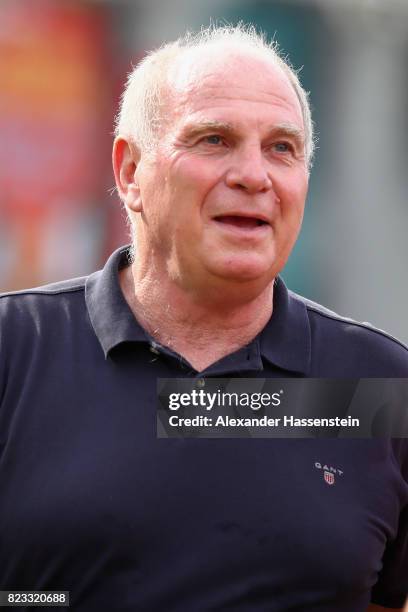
[277,173,307,217]
[170,157,222,201]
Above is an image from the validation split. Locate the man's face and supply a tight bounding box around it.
[134,48,309,293]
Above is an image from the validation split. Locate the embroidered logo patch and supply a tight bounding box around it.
[315,461,343,486]
[324,470,335,485]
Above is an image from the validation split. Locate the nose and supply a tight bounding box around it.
[225,146,273,194]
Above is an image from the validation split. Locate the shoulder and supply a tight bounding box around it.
[0,276,95,392]
[290,291,408,376]
[0,276,88,336]
[0,276,87,300]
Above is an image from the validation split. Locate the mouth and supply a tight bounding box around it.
[213,215,270,231]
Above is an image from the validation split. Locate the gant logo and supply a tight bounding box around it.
[324,471,335,485]
[315,462,343,485]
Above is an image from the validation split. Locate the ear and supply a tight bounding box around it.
[112,137,142,213]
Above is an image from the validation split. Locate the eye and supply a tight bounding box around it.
[202,134,223,145]
[273,141,293,153]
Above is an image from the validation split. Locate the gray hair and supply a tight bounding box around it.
[115,23,315,169]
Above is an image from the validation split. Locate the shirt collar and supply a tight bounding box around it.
[86,246,311,375]
[86,246,147,357]
[260,276,311,375]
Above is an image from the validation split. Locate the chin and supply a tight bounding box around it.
[210,256,277,284]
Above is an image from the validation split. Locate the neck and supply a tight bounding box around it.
[120,262,274,372]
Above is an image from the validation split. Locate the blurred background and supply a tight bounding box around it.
[1,0,407,342]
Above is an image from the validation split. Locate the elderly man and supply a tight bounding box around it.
[0,25,407,612]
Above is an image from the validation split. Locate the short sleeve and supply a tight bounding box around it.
[371,439,408,607]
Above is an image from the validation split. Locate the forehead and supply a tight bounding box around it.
[165,46,304,130]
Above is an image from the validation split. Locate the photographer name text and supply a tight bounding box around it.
[168,415,360,428]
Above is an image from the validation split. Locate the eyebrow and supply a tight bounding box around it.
[179,120,235,140]
[179,120,305,147]
[269,123,305,147]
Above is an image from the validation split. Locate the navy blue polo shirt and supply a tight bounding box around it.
[1,245,407,611]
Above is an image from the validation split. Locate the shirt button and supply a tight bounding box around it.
[149,342,160,355]
[196,378,205,388]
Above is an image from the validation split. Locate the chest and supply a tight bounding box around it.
[0,362,405,608]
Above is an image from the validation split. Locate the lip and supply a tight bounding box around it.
[213,212,271,225]
[211,213,271,237]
